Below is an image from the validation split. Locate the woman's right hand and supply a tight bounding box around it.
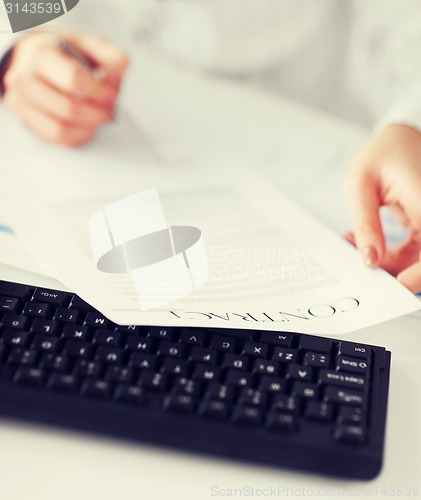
[2,31,129,147]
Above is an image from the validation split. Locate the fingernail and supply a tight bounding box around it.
[362,246,378,267]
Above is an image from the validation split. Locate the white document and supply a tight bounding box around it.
[0,125,419,335]
[0,224,46,275]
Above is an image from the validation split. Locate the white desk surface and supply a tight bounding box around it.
[0,58,420,499]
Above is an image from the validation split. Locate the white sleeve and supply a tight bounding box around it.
[373,84,421,135]
[0,5,19,58]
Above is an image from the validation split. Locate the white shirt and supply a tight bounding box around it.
[2,0,421,131]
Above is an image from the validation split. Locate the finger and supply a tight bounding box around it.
[7,90,96,147]
[381,239,421,276]
[400,178,421,233]
[20,76,112,127]
[62,32,129,88]
[397,252,421,293]
[345,171,386,267]
[34,44,118,105]
[343,232,356,247]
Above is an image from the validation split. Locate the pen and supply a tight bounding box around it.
[57,37,165,164]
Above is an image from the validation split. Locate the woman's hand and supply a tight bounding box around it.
[345,124,421,293]
[2,31,129,147]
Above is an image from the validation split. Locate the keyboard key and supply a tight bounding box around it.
[232,406,262,427]
[319,370,366,390]
[222,353,249,371]
[139,371,168,392]
[8,347,38,366]
[158,341,185,358]
[211,336,235,353]
[1,313,29,330]
[239,388,268,408]
[272,347,297,363]
[14,367,46,387]
[179,329,206,346]
[53,308,80,323]
[48,373,78,393]
[266,412,297,432]
[33,288,69,307]
[243,341,268,358]
[69,295,91,311]
[84,312,110,329]
[338,342,370,360]
[304,401,333,422]
[193,364,219,382]
[0,343,7,363]
[258,376,284,393]
[94,330,122,347]
[62,324,91,341]
[31,319,59,336]
[253,359,280,376]
[40,354,71,372]
[126,337,154,353]
[161,357,188,376]
[286,364,313,382]
[337,406,365,425]
[63,340,92,358]
[163,394,196,414]
[95,346,124,364]
[0,296,21,314]
[336,356,369,375]
[2,328,30,347]
[259,331,293,347]
[299,336,332,353]
[225,370,251,387]
[31,334,60,353]
[291,381,319,399]
[333,425,366,445]
[198,400,229,420]
[0,281,31,301]
[73,359,103,378]
[271,395,300,414]
[105,366,135,384]
[173,377,203,397]
[148,327,176,341]
[205,328,254,341]
[114,385,146,406]
[116,325,143,334]
[304,351,330,368]
[80,380,112,399]
[324,387,364,406]
[22,301,51,318]
[189,347,217,365]
[129,352,157,370]
[205,383,235,403]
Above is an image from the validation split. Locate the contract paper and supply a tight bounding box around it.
[0,125,419,334]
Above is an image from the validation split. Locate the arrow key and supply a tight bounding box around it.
[286,364,313,382]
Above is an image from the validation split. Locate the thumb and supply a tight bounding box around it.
[62,32,129,88]
[397,250,421,293]
[345,172,386,267]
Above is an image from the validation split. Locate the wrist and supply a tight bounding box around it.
[0,46,15,98]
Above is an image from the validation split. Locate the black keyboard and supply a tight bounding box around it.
[0,280,390,479]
